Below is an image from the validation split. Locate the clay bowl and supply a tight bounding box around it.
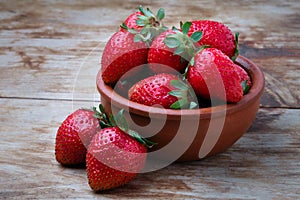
[96,56,265,162]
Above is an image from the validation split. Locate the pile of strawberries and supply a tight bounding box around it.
[55,105,154,191]
[101,6,251,109]
[55,6,252,192]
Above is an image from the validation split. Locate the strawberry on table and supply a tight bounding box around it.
[86,127,147,191]
[188,20,239,60]
[128,73,198,109]
[86,107,154,191]
[186,47,243,103]
[55,109,100,166]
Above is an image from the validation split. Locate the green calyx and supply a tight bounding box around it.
[241,80,250,95]
[231,32,239,61]
[137,5,168,43]
[93,104,156,148]
[168,79,198,109]
[93,104,114,128]
[164,21,202,63]
[121,5,168,46]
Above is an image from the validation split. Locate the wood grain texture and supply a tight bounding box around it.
[0,0,299,199]
[0,0,299,107]
[0,99,299,199]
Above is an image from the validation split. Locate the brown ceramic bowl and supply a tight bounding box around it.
[96,56,265,162]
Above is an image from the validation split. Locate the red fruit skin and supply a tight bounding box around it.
[101,31,148,85]
[148,30,188,74]
[121,11,144,32]
[188,20,236,58]
[86,127,147,191]
[187,48,243,103]
[128,73,180,108]
[55,109,100,165]
[234,64,252,87]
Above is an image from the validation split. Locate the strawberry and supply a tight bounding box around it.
[86,107,154,191]
[186,47,243,103]
[86,127,147,191]
[114,65,153,98]
[148,22,202,74]
[120,6,168,45]
[55,109,100,165]
[101,30,148,85]
[148,30,188,74]
[121,11,144,32]
[187,20,239,60]
[128,73,197,109]
[234,64,252,94]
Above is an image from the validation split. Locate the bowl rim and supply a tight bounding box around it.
[97,56,265,120]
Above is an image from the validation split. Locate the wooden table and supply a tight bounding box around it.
[1,1,299,199]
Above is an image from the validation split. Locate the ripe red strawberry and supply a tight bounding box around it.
[129,73,197,109]
[101,30,148,85]
[86,127,147,191]
[187,20,239,59]
[187,48,243,103]
[55,109,100,165]
[121,11,144,32]
[86,107,153,191]
[148,30,189,74]
[148,22,202,74]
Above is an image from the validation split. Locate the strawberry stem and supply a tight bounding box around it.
[164,21,202,63]
[121,6,168,46]
[168,79,198,109]
[231,32,239,61]
[93,104,157,148]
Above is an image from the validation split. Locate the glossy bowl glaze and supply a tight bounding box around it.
[96,56,265,162]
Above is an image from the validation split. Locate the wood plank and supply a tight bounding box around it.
[0,0,299,108]
[0,98,299,199]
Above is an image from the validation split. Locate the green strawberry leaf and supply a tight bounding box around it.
[169,79,199,109]
[164,36,180,48]
[170,79,188,90]
[93,104,115,128]
[179,21,184,29]
[241,80,250,95]
[231,32,239,61]
[138,5,146,15]
[156,8,165,21]
[120,22,128,30]
[134,34,143,42]
[136,19,146,26]
[174,45,185,55]
[99,104,105,113]
[170,99,188,109]
[128,129,157,148]
[114,108,157,148]
[114,109,129,132]
[181,21,192,35]
[189,57,195,66]
[168,90,185,98]
[190,31,202,43]
[172,26,181,32]
[137,15,148,21]
[189,102,198,109]
[146,7,155,18]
